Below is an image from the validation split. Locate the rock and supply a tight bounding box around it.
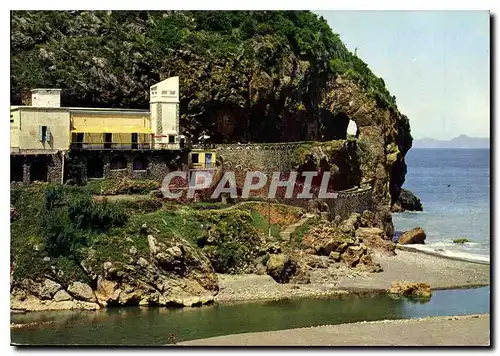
[40,279,62,299]
[94,276,118,304]
[338,213,361,234]
[341,245,365,267]
[53,290,72,302]
[129,246,137,255]
[329,251,341,262]
[358,254,383,273]
[255,262,267,275]
[306,255,329,269]
[147,235,159,255]
[390,203,404,213]
[389,281,432,298]
[314,233,353,256]
[398,227,426,245]
[136,257,150,268]
[360,210,375,227]
[355,227,396,256]
[67,282,96,302]
[289,265,311,284]
[266,254,297,284]
[394,189,423,212]
[118,284,143,305]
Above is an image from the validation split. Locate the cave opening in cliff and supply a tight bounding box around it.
[321,112,350,140]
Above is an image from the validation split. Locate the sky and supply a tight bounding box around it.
[315,11,490,140]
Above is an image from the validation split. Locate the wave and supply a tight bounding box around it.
[400,243,490,264]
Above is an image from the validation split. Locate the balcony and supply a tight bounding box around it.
[70,142,152,150]
[189,162,215,170]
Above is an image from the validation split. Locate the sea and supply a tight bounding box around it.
[392,148,490,262]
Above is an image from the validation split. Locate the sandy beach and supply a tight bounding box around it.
[179,314,490,346]
[215,249,490,303]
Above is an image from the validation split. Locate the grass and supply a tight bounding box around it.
[293,218,321,246]
[453,238,470,244]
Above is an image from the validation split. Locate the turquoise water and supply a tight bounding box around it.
[11,287,490,346]
[393,148,490,258]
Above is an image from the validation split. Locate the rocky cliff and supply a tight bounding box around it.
[11,10,413,234]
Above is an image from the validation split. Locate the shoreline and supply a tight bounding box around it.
[214,248,490,304]
[178,314,490,346]
[10,248,490,313]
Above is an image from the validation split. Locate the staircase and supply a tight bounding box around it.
[279,213,315,242]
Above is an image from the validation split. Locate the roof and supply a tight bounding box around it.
[10,105,150,115]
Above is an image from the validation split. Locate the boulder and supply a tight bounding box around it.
[360,210,375,227]
[306,255,329,269]
[266,254,297,283]
[289,265,311,284]
[398,227,426,245]
[329,251,341,262]
[53,290,72,302]
[341,245,365,267]
[394,189,423,212]
[389,281,432,298]
[338,213,361,234]
[40,279,63,299]
[67,282,96,302]
[355,227,396,256]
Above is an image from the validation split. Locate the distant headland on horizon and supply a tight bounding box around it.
[412,135,490,149]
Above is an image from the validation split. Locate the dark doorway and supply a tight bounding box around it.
[10,156,24,182]
[87,156,104,178]
[133,156,148,171]
[29,157,48,182]
[110,156,127,170]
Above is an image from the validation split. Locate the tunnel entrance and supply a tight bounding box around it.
[321,112,350,140]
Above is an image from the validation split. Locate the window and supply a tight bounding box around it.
[133,156,148,171]
[168,135,176,144]
[104,133,112,149]
[72,133,84,149]
[191,153,199,164]
[132,133,138,149]
[110,156,127,170]
[39,125,47,142]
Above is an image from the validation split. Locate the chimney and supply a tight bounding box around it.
[31,88,62,108]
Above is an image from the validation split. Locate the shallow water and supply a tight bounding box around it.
[393,148,490,259]
[11,287,490,346]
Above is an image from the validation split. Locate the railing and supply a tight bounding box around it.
[189,162,216,170]
[70,142,152,150]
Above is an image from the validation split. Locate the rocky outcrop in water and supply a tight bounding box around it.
[388,281,432,298]
[11,234,219,312]
[392,188,423,212]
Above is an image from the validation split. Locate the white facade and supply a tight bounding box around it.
[150,77,180,149]
[31,89,62,108]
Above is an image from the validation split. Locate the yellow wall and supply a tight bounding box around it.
[71,112,150,133]
[12,108,70,151]
[189,151,216,169]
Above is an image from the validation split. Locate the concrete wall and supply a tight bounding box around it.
[12,108,70,151]
[10,110,20,149]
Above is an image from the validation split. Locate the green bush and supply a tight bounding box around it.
[453,238,470,244]
[68,195,128,232]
